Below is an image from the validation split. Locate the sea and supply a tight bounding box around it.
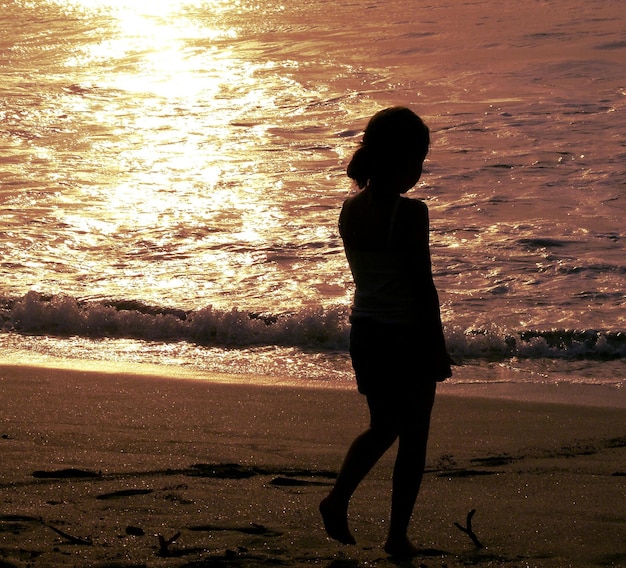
[1,0,624,391]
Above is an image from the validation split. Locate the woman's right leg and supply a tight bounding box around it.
[384,381,437,556]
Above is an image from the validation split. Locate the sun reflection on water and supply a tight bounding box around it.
[64,0,239,94]
[5,0,351,309]
[54,0,282,246]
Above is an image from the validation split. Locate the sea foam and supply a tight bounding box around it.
[2,291,623,362]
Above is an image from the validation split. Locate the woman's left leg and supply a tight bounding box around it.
[320,397,399,545]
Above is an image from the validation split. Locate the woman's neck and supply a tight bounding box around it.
[365,182,404,201]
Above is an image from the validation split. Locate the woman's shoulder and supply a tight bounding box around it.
[340,190,373,221]
[342,189,369,207]
[398,195,429,219]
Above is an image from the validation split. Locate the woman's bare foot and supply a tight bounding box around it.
[319,496,356,545]
[384,534,420,558]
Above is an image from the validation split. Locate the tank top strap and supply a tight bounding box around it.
[387,197,403,247]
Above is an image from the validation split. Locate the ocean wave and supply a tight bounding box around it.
[1,291,350,349]
[1,292,624,361]
[446,327,625,362]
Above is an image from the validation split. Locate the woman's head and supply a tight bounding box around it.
[347,107,430,192]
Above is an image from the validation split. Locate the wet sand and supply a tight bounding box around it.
[1,363,624,567]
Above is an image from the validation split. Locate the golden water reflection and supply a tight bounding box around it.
[55,0,289,246]
[7,0,351,309]
[65,0,239,93]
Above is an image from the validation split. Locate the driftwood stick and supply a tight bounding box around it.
[454,509,484,549]
[45,523,93,546]
[157,531,181,556]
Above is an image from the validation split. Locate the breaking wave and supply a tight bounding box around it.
[1,291,624,361]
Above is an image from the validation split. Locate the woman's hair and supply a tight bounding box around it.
[347,107,430,189]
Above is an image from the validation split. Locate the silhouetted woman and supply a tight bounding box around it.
[320,107,452,558]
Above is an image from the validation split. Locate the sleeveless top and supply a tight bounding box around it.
[340,195,436,327]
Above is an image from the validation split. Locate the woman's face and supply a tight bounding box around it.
[397,155,424,194]
[368,149,426,195]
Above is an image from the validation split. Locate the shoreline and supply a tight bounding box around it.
[1,362,625,566]
[1,354,625,409]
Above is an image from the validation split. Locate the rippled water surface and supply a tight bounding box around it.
[1,0,624,385]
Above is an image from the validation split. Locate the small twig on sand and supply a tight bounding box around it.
[157,531,181,556]
[454,509,484,549]
[44,523,93,546]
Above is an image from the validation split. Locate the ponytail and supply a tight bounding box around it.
[346,145,371,189]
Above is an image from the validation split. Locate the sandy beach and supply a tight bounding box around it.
[1,362,624,567]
